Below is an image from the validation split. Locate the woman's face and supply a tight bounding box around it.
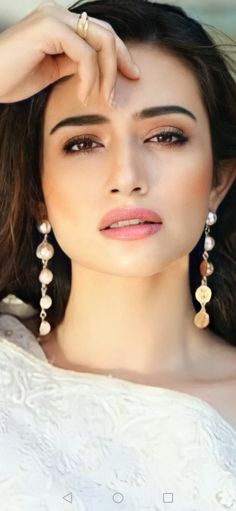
[41,44,213,276]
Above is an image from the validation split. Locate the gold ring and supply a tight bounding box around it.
[76,11,89,39]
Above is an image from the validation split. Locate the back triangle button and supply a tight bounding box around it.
[63,492,73,503]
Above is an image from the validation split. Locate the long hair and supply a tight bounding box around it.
[0,0,236,343]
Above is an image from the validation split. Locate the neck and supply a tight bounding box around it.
[40,254,216,381]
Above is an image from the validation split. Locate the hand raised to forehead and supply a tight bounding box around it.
[0,0,140,104]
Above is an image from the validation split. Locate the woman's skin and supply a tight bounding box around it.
[39,43,236,386]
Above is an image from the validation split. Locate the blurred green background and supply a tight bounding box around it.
[0,0,235,39]
[166,0,236,38]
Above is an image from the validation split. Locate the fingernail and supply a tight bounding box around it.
[78,89,88,105]
[133,64,140,76]
[79,95,88,106]
[109,87,115,105]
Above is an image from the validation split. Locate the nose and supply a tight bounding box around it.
[106,143,149,196]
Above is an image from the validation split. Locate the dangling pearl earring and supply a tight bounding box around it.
[36,220,54,336]
[194,210,217,329]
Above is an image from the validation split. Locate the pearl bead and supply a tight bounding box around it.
[204,236,215,251]
[37,221,51,234]
[206,211,217,226]
[39,268,53,285]
[36,241,54,260]
[39,320,51,336]
[40,295,52,309]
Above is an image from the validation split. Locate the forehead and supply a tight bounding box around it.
[44,44,204,127]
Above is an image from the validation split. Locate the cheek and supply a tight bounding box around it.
[43,178,73,216]
[177,169,212,206]
[41,163,99,261]
[41,169,84,235]
[162,154,213,249]
[166,150,213,210]
[42,152,86,212]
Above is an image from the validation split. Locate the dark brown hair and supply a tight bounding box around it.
[0,0,236,343]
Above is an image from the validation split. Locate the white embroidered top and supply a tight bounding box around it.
[0,312,236,511]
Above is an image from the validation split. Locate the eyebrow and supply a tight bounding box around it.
[49,105,197,135]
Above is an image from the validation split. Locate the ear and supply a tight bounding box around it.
[209,160,236,212]
[30,200,48,224]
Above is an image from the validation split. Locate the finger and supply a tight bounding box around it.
[114,35,140,78]
[37,7,140,103]
[39,18,98,102]
[49,8,141,90]
[72,19,140,102]
[98,31,140,101]
[53,52,79,78]
[62,28,98,102]
[37,4,140,81]
[82,17,141,81]
[92,28,117,101]
[89,18,140,78]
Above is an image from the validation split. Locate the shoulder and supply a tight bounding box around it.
[211,377,236,431]
[0,311,38,338]
[0,294,39,341]
[0,313,47,364]
[203,330,236,380]
[206,340,236,429]
[17,316,39,338]
[0,312,37,349]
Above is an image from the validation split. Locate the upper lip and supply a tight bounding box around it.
[99,207,163,230]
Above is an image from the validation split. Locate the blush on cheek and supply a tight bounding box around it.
[177,161,212,202]
[182,175,212,202]
[165,164,212,229]
[42,177,76,218]
[192,171,212,195]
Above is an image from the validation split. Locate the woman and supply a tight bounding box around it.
[0,0,236,509]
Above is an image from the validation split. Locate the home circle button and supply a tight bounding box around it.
[112,492,124,503]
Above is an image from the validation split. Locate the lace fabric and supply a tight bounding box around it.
[0,312,236,511]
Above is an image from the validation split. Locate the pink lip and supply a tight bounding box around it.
[101,222,162,240]
[99,207,163,231]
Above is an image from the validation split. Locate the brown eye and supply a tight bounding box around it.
[63,136,102,154]
[146,130,188,147]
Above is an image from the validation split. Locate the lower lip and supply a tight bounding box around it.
[100,223,162,240]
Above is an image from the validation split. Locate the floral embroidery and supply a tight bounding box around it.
[0,313,236,511]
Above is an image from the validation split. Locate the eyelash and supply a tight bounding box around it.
[62,129,189,155]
